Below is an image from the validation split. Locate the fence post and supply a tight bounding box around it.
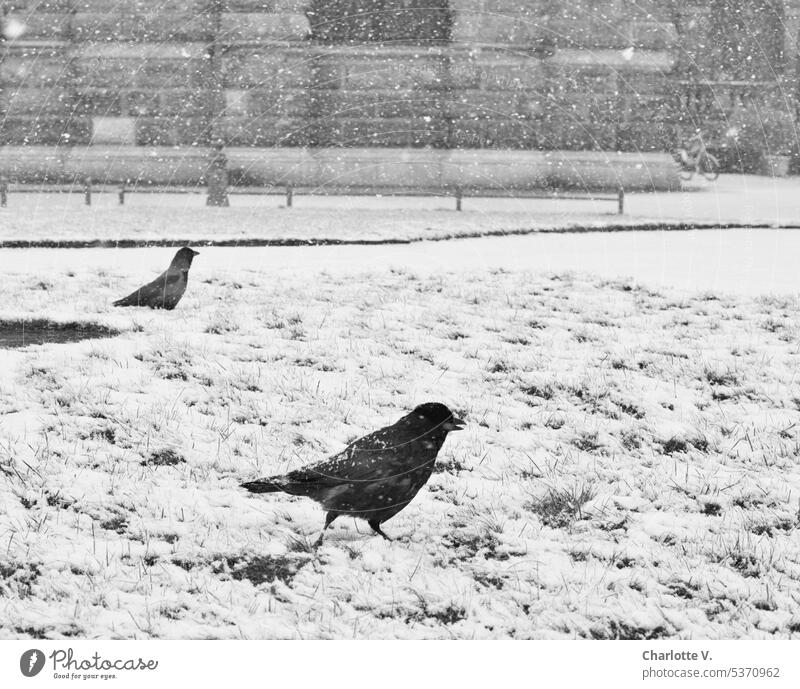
[0,177,7,208]
[617,186,624,215]
[286,184,293,208]
[455,186,462,211]
[83,177,92,206]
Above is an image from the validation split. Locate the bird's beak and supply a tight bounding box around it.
[444,417,466,432]
[191,250,200,256]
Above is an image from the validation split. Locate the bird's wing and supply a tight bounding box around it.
[113,271,180,306]
[283,424,414,486]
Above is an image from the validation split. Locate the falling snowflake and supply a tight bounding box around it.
[3,18,26,39]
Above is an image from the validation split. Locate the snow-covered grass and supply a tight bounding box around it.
[2,254,800,639]
[0,192,630,245]
[1,174,799,246]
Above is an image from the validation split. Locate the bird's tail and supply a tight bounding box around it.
[241,479,283,494]
[112,295,136,307]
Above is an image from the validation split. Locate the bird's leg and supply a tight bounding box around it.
[368,520,392,541]
[314,512,338,547]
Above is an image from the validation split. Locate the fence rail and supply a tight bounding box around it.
[0,181,625,214]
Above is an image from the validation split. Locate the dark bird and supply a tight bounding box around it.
[242,402,465,544]
[113,247,199,309]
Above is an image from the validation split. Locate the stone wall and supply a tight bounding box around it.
[0,1,797,153]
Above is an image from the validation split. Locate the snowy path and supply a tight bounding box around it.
[3,228,798,297]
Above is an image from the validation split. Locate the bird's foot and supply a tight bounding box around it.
[313,512,339,549]
[368,521,393,541]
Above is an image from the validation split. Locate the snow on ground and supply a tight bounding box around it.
[4,227,800,298]
[0,191,639,244]
[0,175,798,246]
[1,245,800,639]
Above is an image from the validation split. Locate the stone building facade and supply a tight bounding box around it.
[0,1,797,154]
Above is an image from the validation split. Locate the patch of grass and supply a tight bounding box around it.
[544,414,565,430]
[0,561,41,598]
[666,580,699,599]
[136,345,194,382]
[613,555,637,569]
[609,281,634,292]
[432,453,468,473]
[659,436,709,455]
[762,318,786,333]
[571,328,596,344]
[45,491,75,510]
[205,313,239,334]
[588,620,670,640]
[527,484,596,528]
[487,358,511,374]
[572,431,602,452]
[287,325,306,341]
[90,427,117,444]
[521,383,555,401]
[402,593,468,626]
[262,311,289,329]
[620,429,641,451]
[616,400,645,419]
[733,495,768,509]
[141,449,185,467]
[748,516,796,537]
[159,603,189,620]
[704,367,740,387]
[286,534,319,555]
[566,383,609,413]
[472,570,505,590]
[727,553,761,578]
[213,553,311,586]
[599,517,628,532]
[415,602,467,625]
[171,557,197,571]
[754,598,777,612]
[712,538,766,579]
[660,437,688,454]
[442,518,504,561]
[100,516,128,534]
[13,626,49,638]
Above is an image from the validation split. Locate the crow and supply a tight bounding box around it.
[242,402,465,544]
[113,247,199,310]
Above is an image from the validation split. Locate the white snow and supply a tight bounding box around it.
[3,227,799,298]
[2,239,800,639]
[1,175,799,246]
